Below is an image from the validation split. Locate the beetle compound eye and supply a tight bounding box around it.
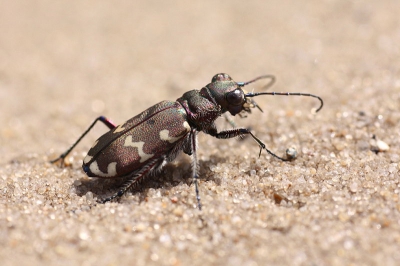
[226,89,244,106]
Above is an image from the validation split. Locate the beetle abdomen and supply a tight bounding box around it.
[82,101,190,178]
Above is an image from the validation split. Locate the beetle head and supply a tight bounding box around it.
[202,73,264,116]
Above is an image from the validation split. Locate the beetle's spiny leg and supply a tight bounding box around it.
[223,113,237,128]
[222,114,251,141]
[213,128,290,162]
[50,116,116,165]
[246,131,291,161]
[100,157,165,203]
[189,129,202,210]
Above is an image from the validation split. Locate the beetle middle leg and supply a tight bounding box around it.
[50,116,116,165]
[187,129,202,210]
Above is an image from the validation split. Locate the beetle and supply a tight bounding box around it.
[51,73,323,210]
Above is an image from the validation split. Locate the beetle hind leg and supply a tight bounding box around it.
[50,116,116,165]
[99,157,166,203]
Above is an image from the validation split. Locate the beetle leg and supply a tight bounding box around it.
[223,113,237,128]
[50,116,116,165]
[207,127,291,161]
[222,114,253,141]
[188,129,202,210]
[100,156,166,203]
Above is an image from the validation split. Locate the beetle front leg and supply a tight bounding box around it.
[223,113,237,128]
[50,116,116,165]
[207,127,291,161]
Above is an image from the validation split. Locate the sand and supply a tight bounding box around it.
[1,1,400,265]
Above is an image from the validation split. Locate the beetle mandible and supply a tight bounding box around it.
[51,73,323,210]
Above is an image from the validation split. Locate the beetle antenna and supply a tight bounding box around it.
[238,75,275,113]
[245,91,324,113]
[237,75,276,90]
[237,75,323,112]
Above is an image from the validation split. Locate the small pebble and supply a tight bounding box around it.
[376,140,389,152]
[286,147,297,160]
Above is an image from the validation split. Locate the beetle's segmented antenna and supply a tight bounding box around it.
[238,75,324,113]
[237,75,276,89]
[245,91,324,113]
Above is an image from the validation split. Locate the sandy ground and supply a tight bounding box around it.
[1,1,400,265]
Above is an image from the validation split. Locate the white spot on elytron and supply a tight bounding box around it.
[183,121,190,131]
[124,135,154,163]
[160,130,181,143]
[89,161,117,177]
[83,155,93,164]
[160,121,191,143]
[91,139,99,148]
[113,124,125,133]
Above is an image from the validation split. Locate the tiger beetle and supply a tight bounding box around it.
[51,73,323,210]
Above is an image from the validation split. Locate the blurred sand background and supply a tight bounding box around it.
[1,1,400,265]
